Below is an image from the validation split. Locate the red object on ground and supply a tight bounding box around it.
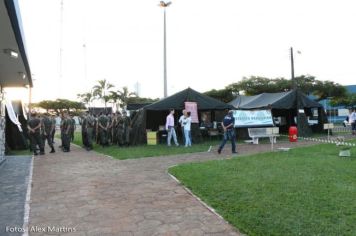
[289,126,298,142]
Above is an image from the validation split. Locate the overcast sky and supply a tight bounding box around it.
[15,0,356,102]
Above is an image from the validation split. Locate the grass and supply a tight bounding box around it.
[169,140,356,236]
[59,132,220,160]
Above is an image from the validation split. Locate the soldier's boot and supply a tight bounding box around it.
[50,146,55,153]
[33,151,38,156]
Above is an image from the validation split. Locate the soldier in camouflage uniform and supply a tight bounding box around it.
[107,113,113,144]
[98,112,109,147]
[27,111,45,155]
[70,115,76,142]
[41,113,55,153]
[50,114,56,144]
[122,111,131,146]
[116,112,124,146]
[61,111,72,152]
[80,113,88,147]
[85,112,95,151]
[111,113,118,145]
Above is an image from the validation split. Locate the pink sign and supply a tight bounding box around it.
[184,102,199,123]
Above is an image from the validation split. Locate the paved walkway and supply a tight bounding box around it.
[0,156,32,236]
[29,141,316,236]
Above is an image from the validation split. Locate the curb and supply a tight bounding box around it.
[168,172,225,221]
[22,155,34,236]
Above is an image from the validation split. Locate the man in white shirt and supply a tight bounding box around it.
[178,110,187,144]
[183,112,192,147]
[165,109,179,146]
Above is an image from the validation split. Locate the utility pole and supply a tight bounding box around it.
[159,1,172,98]
[290,47,296,89]
[59,0,64,98]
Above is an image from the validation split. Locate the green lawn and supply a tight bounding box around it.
[169,141,356,236]
[63,132,219,160]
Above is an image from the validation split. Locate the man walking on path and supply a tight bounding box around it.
[218,110,237,154]
[27,111,45,155]
[42,113,55,153]
[165,109,179,146]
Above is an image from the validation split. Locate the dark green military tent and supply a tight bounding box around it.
[229,89,327,137]
[144,87,234,111]
[130,88,234,145]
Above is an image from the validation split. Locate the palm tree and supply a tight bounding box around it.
[109,91,120,112]
[77,91,94,108]
[92,79,115,111]
[116,86,136,111]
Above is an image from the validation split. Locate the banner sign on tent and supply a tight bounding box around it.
[233,110,273,127]
[184,102,199,123]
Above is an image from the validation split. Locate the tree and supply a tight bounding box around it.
[77,92,94,108]
[127,96,159,104]
[92,79,115,111]
[203,88,235,103]
[109,91,121,111]
[226,75,347,101]
[34,99,85,113]
[114,86,137,110]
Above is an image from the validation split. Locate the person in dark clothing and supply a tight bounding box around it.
[50,114,56,144]
[27,112,45,155]
[85,112,95,151]
[218,110,237,154]
[122,111,131,146]
[42,113,55,153]
[61,111,72,152]
[70,115,76,142]
[98,112,109,147]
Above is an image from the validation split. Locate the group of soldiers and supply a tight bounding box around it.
[80,111,131,151]
[27,110,76,155]
[27,110,132,155]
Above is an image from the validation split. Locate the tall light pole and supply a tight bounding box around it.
[290,47,295,89]
[159,1,172,98]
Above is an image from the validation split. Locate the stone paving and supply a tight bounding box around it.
[28,140,317,236]
[0,156,32,236]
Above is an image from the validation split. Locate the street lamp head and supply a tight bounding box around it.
[159,1,172,7]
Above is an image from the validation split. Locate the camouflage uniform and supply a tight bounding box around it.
[85,114,95,150]
[81,114,88,147]
[122,112,131,146]
[61,115,72,152]
[98,114,109,146]
[50,115,56,144]
[111,114,118,145]
[107,114,113,144]
[70,117,76,142]
[28,114,44,155]
[116,114,124,146]
[42,115,55,153]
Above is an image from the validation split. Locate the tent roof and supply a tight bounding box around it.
[229,90,322,110]
[144,87,234,111]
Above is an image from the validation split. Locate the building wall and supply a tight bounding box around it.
[0,90,6,164]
